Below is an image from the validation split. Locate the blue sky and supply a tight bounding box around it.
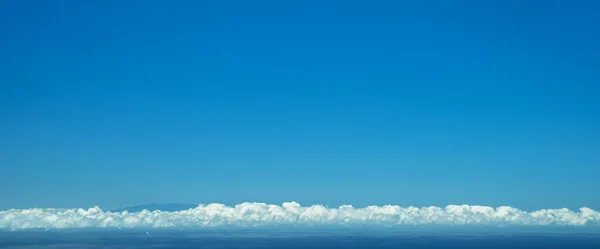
[1,0,599,211]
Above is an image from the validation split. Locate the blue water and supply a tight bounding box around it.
[1,230,599,248]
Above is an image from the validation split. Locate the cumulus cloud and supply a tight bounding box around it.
[1,202,599,230]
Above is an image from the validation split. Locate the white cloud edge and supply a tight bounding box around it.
[1,202,599,230]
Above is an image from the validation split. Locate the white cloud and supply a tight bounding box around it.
[1,202,599,230]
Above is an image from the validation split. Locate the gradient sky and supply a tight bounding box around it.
[1,0,599,211]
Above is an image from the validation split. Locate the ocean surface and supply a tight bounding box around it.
[1,229,600,249]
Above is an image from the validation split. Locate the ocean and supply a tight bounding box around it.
[1,229,600,249]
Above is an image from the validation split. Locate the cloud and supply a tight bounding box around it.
[1,202,599,230]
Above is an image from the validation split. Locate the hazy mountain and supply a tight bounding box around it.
[110,203,197,213]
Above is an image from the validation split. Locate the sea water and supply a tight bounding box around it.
[1,229,599,248]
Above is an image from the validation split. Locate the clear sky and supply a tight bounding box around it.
[1,0,599,211]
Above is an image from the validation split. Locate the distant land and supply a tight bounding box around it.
[110,203,196,213]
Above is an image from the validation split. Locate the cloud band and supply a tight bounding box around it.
[1,202,599,230]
